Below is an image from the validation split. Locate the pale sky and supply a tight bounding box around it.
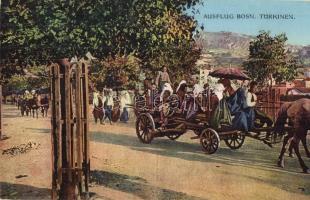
[191,0,310,45]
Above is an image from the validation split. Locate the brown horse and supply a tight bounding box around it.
[275,98,310,173]
[20,98,30,116]
[40,96,49,117]
[27,95,41,118]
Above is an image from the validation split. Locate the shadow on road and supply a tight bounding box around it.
[0,182,50,199]
[91,131,310,195]
[21,127,309,196]
[26,128,50,134]
[91,131,278,169]
[90,170,206,200]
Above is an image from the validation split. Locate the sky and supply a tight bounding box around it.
[191,0,310,45]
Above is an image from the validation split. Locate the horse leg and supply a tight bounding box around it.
[277,134,292,168]
[301,137,310,158]
[288,141,294,158]
[292,137,309,173]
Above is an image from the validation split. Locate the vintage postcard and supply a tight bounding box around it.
[0,0,309,199]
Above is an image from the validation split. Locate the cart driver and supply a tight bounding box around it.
[244,81,257,130]
[246,81,273,128]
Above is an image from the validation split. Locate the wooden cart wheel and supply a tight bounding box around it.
[200,128,220,154]
[167,133,182,140]
[224,132,245,149]
[136,113,155,144]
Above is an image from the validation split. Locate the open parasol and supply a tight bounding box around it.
[209,67,250,80]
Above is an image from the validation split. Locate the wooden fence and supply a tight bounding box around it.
[256,87,282,122]
[50,60,90,199]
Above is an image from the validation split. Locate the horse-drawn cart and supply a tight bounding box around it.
[133,69,287,154]
[134,102,285,154]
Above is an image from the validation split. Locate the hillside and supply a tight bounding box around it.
[195,31,310,67]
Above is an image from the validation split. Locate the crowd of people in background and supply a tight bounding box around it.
[92,87,131,125]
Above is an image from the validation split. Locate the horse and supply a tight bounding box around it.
[288,137,310,158]
[40,96,49,117]
[275,98,310,173]
[93,95,104,124]
[20,98,30,116]
[17,95,21,109]
[27,95,41,118]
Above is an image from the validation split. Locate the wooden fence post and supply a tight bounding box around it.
[0,85,2,139]
[82,62,90,195]
[50,60,90,200]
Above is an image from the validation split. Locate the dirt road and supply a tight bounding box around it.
[0,104,309,199]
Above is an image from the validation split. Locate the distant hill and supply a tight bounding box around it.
[195,31,310,67]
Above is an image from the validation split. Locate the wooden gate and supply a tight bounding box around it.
[50,59,90,199]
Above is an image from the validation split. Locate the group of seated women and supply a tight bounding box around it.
[211,79,273,132]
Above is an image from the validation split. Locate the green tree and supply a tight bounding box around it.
[244,31,299,85]
[1,0,202,86]
[5,65,49,91]
[149,41,201,83]
[90,53,140,90]
[6,75,29,91]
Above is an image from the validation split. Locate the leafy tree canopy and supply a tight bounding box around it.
[90,53,141,90]
[1,0,202,89]
[243,31,299,85]
[5,65,49,92]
